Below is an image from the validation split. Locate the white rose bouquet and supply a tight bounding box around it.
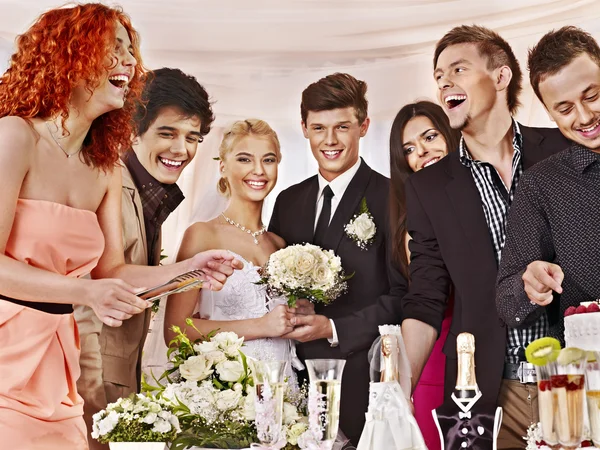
[91,393,180,444]
[258,243,352,307]
[148,321,307,450]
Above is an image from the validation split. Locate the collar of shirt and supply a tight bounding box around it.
[459,120,523,167]
[571,143,600,174]
[123,150,185,225]
[317,157,362,202]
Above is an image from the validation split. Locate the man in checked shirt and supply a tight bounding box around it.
[497,28,600,354]
[399,25,569,449]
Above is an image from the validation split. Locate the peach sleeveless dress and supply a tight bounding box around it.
[0,199,105,450]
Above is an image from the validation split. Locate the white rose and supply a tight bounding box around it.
[216,360,245,382]
[312,264,333,288]
[179,355,213,381]
[194,340,220,353]
[351,213,376,240]
[287,422,309,446]
[152,418,172,434]
[282,402,300,424]
[215,389,242,411]
[142,412,157,424]
[205,349,227,364]
[241,392,256,420]
[295,252,316,276]
[212,332,244,350]
[222,341,243,358]
[97,410,119,436]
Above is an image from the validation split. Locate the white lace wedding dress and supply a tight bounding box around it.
[142,251,298,381]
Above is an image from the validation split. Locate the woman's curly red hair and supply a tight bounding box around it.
[0,3,146,171]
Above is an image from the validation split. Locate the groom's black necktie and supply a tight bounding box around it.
[313,185,334,247]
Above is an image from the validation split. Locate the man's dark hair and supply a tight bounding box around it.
[528,26,600,104]
[134,67,215,138]
[434,25,523,115]
[300,72,368,124]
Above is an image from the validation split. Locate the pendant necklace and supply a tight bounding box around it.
[221,213,267,245]
[45,121,82,158]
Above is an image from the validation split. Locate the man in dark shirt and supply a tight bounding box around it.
[400,25,569,449]
[496,26,600,343]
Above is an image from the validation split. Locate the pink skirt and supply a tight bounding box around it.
[0,301,88,449]
[412,314,452,450]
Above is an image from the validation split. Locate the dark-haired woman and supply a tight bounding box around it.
[389,101,460,450]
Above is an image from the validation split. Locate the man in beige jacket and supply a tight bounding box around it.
[75,68,218,448]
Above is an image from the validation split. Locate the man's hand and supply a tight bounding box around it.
[282,314,332,342]
[522,260,564,306]
[188,249,244,291]
[294,299,315,315]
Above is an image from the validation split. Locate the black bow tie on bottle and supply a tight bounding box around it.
[313,185,334,247]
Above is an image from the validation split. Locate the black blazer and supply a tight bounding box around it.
[269,158,408,444]
[401,124,570,404]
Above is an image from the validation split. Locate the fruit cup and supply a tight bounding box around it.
[552,347,587,448]
[586,352,600,447]
[526,337,561,445]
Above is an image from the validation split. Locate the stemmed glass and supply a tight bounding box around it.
[305,359,346,450]
[252,360,287,448]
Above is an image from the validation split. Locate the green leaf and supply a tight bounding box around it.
[359,197,369,215]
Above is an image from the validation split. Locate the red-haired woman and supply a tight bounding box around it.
[0,4,238,448]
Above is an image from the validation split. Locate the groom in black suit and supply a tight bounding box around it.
[269,73,408,445]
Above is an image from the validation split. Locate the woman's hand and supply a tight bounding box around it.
[84,279,149,327]
[261,304,296,337]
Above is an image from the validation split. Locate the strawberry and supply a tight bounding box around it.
[565,306,577,316]
[538,380,552,391]
[588,303,600,313]
[576,305,588,314]
[552,375,568,388]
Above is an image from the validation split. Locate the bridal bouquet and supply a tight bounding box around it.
[92,393,180,444]
[258,243,351,307]
[147,320,308,449]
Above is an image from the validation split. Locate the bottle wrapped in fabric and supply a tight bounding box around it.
[432,332,503,450]
[358,325,426,450]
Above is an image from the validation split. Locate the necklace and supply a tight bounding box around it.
[221,213,267,245]
[45,122,82,158]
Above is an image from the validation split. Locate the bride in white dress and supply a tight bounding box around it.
[161,119,312,378]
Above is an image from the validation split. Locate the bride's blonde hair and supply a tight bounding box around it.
[217,119,282,197]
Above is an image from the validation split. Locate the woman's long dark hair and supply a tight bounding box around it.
[389,101,461,279]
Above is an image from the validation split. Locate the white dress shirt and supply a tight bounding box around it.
[313,158,362,346]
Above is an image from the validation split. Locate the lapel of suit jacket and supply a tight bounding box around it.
[519,123,547,169]
[322,159,372,252]
[298,176,319,244]
[121,163,149,264]
[444,152,496,265]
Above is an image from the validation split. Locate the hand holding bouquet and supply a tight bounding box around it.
[259,243,352,307]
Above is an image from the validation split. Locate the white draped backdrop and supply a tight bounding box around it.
[0,0,599,261]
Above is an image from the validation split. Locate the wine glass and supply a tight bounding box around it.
[252,360,287,448]
[305,359,346,450]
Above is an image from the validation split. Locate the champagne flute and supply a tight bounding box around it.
[252,360,287,447]
[305,359,346,450]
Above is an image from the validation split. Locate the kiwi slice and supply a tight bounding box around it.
[526,337,562,366]
[557,347,586,366]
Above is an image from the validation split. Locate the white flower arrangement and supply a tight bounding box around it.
[91,393,180,444]
[259,243,352,307]
[149,322,307,449]
[344,197,376,250]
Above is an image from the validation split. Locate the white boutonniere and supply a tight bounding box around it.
[344,197,376,250]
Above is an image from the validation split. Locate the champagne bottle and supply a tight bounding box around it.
[455,332,479,400]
